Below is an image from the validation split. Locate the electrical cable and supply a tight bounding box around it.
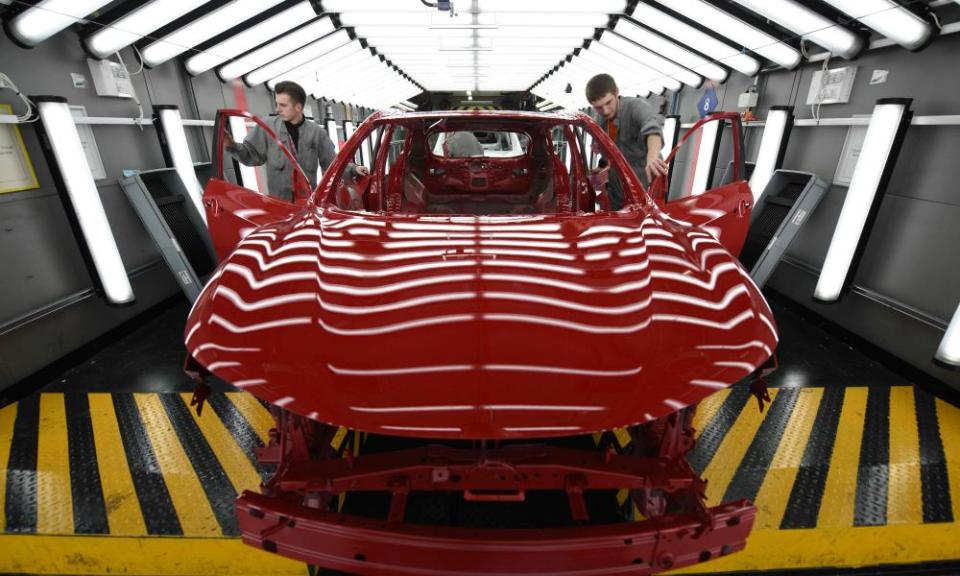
[0,72,38,122]
[114,50,146,130]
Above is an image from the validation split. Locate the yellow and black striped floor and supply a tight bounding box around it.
[1,385,959,574]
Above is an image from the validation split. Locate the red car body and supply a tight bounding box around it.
[184,109,777,575]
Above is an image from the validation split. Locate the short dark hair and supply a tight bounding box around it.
[585,74,618,103]
[274,81,306,107]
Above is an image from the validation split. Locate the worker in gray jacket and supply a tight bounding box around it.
[225,81,366,202]
[586,73,667,210]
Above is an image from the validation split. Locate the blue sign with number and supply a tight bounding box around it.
[697,85,718,118]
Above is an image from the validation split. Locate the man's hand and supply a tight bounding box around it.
[223,131,235,149]
[645,155,668,184]
[354,165,370,178]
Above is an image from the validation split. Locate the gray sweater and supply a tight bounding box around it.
[228,115,351,202]
[598,96,664,188]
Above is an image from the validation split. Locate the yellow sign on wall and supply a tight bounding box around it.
[0,104,40,194]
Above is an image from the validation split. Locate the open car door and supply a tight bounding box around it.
[205,109,313,260]
[648,112,753,258]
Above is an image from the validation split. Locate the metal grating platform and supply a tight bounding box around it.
[1,384,959,574]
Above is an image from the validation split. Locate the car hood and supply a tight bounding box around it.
[185,207,777,438]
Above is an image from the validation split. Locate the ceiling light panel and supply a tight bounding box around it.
[630,3,760,76]
[267,41,367,88]
[8,0,113,47]
[654,0,801,69]
[85,0,213,59]
[244,28,351,86]
[819,0,935,51]
[218,16,336,81]
[600,33,702,87]
[613,17,728,82]
[185,2,317,75]
[732,0,864,59]
[141,0,285,67]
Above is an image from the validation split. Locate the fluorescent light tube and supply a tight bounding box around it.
[631,3,759,76]
[691,118,722,196]
[600,34,702,87]
[7,0,112,47]
[614,17,729,82]
[819,0,935,51]
[185,2,316,76]
[661,115,680,160]
[655,0,801,69]
[732,0,864,59]
[154,106,207,225]
[748,106,794,202]
[267,42,367,89]
[814,99,912,302]
[228,116,260,194]
[244,28,350,86]
[140,0,285,68]
[34,97,134,305]
[85,0,212,59]
[219,16,336,81]
[935,303,960,367]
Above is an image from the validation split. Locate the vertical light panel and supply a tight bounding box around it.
[326,118,341,154]
[749,106,794,202]
[154,106,207,224]
[691,119,722,196]
[660,115,680,160]
[34,97,134,305]
[935,303,960,367]
[361,129,373,169]
[228,116,260,194]
[7,0,113,47]
[814,98,912,302]
[344,120,357,163]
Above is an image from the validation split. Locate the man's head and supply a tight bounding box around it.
[274,81,307,123]
[586,74,620,122]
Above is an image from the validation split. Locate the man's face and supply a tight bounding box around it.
[275,93,303,123]
[590,91,619,122]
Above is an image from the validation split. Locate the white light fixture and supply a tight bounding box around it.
[228,116,260,194]
[661,115,680,160]
[140,0,284,68]
[34,96,134,305]
[600,34,701,88]
[814,98,912,302]
[85,0,213,59]
[749,106,794,202]
[614,17,729,82]
[154,105,207,225]
[344,120,356,144]
[326,117,341,154]
[361,133,374,168]
[935,302,960,367]
[655,0,801,69]
[819,0,935,51]
[481,0,626,11]
[631,3,760,77]
[185,2,316,76]
[244,28,350,86]
[732,0,864,59]
[266,41,365,89]
[218,16,336,81]
[691,118,723,196]
[7,0,112,47]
